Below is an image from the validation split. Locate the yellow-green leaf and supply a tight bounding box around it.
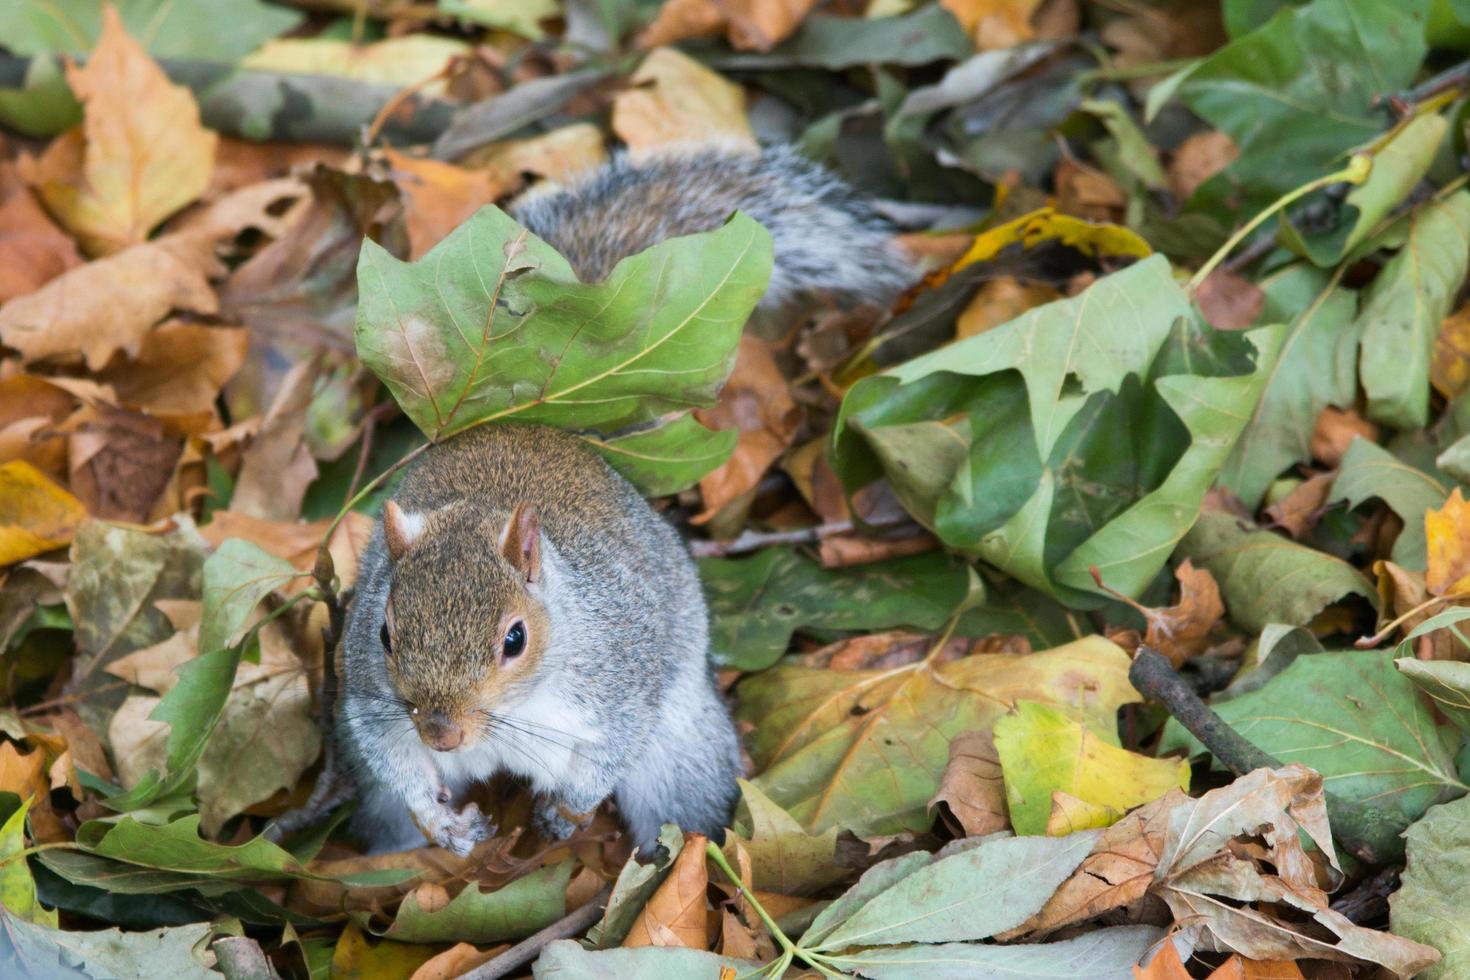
[0,461,87,566]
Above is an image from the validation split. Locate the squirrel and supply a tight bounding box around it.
[333,143,917,855]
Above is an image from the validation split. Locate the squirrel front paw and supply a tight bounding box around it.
[532,799,592,843]
[425,801,495,855]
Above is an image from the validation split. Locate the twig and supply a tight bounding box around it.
[688,517,919,559]
[1130,646,1404,865]
[459,884,613,980]
[1384,58,1470,118]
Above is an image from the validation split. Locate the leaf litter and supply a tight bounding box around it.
[2,0,1470,976]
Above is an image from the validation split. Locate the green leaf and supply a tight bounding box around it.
[700,549,974,671]
[0,911,216,979]
[1179,512,1376,633]
[1177,0,1430,213]
[1222,623,1324,698]
[1215,267,1360,509]
[807,831,1099,951]
[704,6,971,71]
[992,701,1190,836]
[834,256,1278,604]
[582,416,737,499]
[827,926,1167,979]
[106,540,298,812]
[0,0,303,60]
[584,825,683,950]
[0,54,81,138]
[741,636,1138,836]
[723,780,844,896]
[532,941,758,979]
[1080,99,1166,191]
[1284,113,1448,266]
[1391,795,1470,980]
[1160,650,1465,858]
[1398,657,1470,736]
[355,207,771,495]
[438,0,557,38]
[1330,437,1453,567]
[377,861,572,943]
[1360,192,1470,430]
[0,798,55,927]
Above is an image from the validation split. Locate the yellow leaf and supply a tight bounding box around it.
[331,921,439,980]
[0,461,87,566]
[243,35,469,90]
[611,48,755,156]
[993,700,1190,836]
[1426,487,1470,596]
[1044,791,1121,836]
[1432,301,1470,399]
[27,7,216,256]
[956,207,1153,272]
[941,0,1043,50]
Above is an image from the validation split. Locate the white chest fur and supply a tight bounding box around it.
[430,678,600,795]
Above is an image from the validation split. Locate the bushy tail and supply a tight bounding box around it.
[510,143,917,312]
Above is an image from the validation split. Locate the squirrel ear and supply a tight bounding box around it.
[383,501,426,561]
[498,502,541,583]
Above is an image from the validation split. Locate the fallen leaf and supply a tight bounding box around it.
[1196,269,1265,330]
[694,336,801,523]
[1208,956,1307,979]
[1311,406,1378,468]
[928,730,1009,837]
[0,798,57,926]
[622,832,710,949]
[994,701,1190,836]
[639,0,818,52]
[0,742,66,842]
[1264,472,1335,539]
[612,48,755,156]
[1169,131,1238,203]
[471,123,608,184]
[1426,488,1470,595]
[199,510,373,593]
[0,374,84,480]
[242,35,470,90]
[62,404,183,523]
[1094,559,1224,667]
[0,461,88,566]
[1391,794,1470,979]
[0,163,81,303]
[956,277,1062,340]
[25,7,216,255]
[384,149,506,260]
[1134,939,1190,979]
[408,942,502,980]
[330,922,439,980]
[97,321,247,423]
[0,235,217,370]
[723,780,843,896]
[942,0,1045,50]
[229,360,318,523]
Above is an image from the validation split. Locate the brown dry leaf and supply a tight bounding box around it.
[0,460,88,566]
[0,163,82,303]
[62,404,183,523]
[1426,488,1470,596]
[51,707,113,784]
[0,234,217,370]
[98,321,247,422]
[1054,158,1127,223]
[1311,407,1378,468]
[928,730,1009,836]
[640,0,818,52]
[1133,939,1190,978]
[612,49,756,156]
[1094,559,1223,667]
[1209,956,1307,979]
[0,740,66,842]
[1196,269,1265,330]
[199,510,373,593]
[1153,765,1438,976]
[694,336,801,523]
[384,149,506,260]
[1371,560,1456,657]
[409,943,503,980]
[25,7,216,256]
[1265,472,1335,539]
[1169,131,1239,203]
[623,831,711,949]
[942,0,1044,50]
[207,139,345,199]
[1432,301,1470,399]
[230,360,319,522]
[1012,788,1184,938]
[473,124,608,185]
[0,375,82,480]
[956,277,1062,340]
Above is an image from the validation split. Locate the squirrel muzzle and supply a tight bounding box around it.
[418,710,465,752]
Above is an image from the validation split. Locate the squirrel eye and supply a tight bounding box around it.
[502,621,526,660]
[379,623,392,655]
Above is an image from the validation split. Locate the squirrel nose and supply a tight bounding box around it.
[420,711,464,752]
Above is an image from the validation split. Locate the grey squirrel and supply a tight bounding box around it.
[334,144,917,855]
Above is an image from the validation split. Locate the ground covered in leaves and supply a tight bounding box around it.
[4,0,1470,977]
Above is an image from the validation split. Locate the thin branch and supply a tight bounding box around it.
[688,517,919,559]
[459,884,613,980]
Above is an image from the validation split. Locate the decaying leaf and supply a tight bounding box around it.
[611,48,756,155]
[623,833,710,949]
[928,730,1009,837]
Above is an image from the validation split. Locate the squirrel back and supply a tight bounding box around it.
[511,143,916,312]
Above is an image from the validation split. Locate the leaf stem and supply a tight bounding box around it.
[0,841,80,867]
[704,841,848,978]
[1187,155,1372,292]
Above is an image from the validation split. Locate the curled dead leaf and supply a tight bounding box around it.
[623,832,711,949]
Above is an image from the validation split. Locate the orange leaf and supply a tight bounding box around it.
[1426,488,1470,595]
[0,460,88,566]
[623,832,711,949]
[384,149,506,260]
[1207,955,1306,979]
[1133,940,1191,979]
[1433,301,1470,399]
[26,7,216,256]
[0,163,81,303]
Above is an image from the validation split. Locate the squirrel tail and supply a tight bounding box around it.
[510,143,917,312]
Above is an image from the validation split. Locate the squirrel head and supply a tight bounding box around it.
[378,499,550,753]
